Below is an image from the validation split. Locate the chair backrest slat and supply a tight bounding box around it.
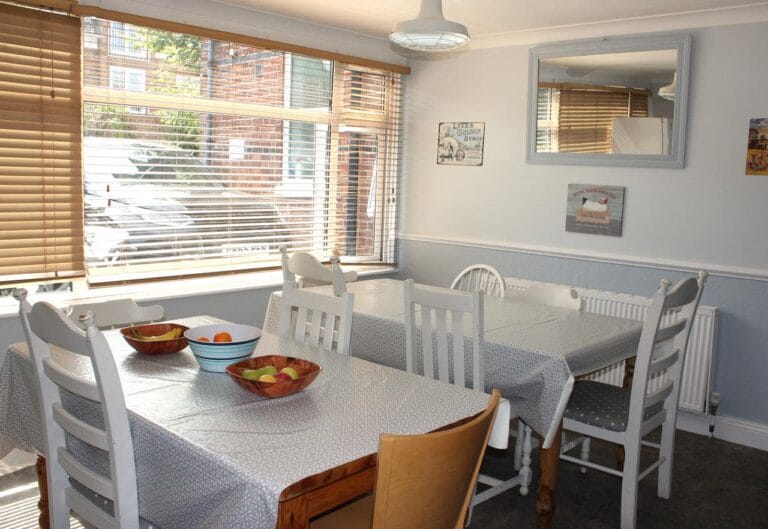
[58,449,115,500]
[67,298,164,329]
[404,280,485,391]
[649,348,680,376]
[451,264,506,299]
[280,284,354,354]
[43,358,101,402]
[52,403,109,451]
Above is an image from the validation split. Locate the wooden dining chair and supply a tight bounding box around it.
[67,298,164,329]
[311,390,501,529]
[280,283,355,354]
[559,272,707,529]
[14,289,159,529]
[450,264,506,298]
[511,284,583,489]
[280,245,358,297]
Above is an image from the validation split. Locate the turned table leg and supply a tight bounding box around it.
[536,423,563,529]
[35,455,50,529]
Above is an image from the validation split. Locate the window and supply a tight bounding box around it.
[82,18,402,282]
[109,21,148,59]
[537,83,649,154]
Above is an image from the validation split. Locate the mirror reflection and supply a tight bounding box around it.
[535,49,677,155]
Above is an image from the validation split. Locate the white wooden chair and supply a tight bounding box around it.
[511,284,583,491]
[280,283,355,355]
[67,298,164,329]
[280,245,358,297]
[450,264,506,298]
[560,272,707,529]
[14,289,158,529]
[512,284,582,310]
[404,279,484,391]
[404,279,503,515]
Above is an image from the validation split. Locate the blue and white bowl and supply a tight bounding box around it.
[184,324,261,372]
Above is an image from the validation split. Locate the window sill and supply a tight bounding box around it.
[0,265,398,319]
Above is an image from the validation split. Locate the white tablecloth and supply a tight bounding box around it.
[264,279,643,448]
[0,317,492,529]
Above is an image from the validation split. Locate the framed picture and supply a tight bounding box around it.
[745,117,768,175]
[437,122,485,166]
[566,184,625,236]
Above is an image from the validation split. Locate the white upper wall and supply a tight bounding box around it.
[401,22,768,279]
[79,0,406,66]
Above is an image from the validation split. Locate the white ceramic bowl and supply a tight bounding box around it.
[183,324,261,372]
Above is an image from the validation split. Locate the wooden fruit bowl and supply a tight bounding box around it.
[121,323,189,355]
[226,355,321,398]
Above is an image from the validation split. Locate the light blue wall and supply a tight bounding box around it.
[398,238,768,425]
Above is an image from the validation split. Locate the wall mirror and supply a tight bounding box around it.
[526,34,691,168]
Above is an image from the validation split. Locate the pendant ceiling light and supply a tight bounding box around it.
[390,0,470,52]
[658,73,677,101]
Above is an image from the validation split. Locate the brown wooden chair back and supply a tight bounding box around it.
[371,390,500,529]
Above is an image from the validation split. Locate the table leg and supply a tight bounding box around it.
[35,455,50,529]
[277,495,309,529]
[536,423,562,529]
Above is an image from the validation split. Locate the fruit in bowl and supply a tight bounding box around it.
[226,355,321,398]
[121,323,189,355]
[183,324,261,372]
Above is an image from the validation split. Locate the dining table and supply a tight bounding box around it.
[0,315,500,529]
[263,278,644,528]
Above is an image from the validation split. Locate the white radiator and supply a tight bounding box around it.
[505,277,719,414]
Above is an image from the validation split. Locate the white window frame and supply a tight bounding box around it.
[109,21,148,60]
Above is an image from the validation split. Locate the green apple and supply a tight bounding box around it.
[242,365,277,381]
[280,367,299,380]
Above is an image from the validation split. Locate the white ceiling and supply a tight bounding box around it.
[211,0,767,40]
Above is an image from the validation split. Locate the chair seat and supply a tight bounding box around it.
[565,380,664,432]
[71,479,160,529]
[310,494,373,529]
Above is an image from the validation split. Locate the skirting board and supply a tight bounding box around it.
[677,412,768,452]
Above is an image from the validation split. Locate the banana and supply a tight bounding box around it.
[131,327,182,341]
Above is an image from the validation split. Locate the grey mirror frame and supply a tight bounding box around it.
[526,33,691,168]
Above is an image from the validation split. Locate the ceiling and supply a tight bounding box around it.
[210,0,767,40]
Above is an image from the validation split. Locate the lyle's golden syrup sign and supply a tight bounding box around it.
[437,122,485,166]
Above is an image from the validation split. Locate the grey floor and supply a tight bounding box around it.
[1,431,766,529]
[471,431,768,529]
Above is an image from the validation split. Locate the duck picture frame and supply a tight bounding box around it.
[565,184,625,236]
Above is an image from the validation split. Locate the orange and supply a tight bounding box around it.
[197,336,210,342]
[213,331,233,343]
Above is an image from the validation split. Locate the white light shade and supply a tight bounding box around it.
[390,0,470,52]
[658,72,677,101]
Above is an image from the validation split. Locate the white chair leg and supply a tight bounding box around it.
[620,441,641,529]
[579,437,591,474]
[513,421,525,471]
[519,425,532,496]
[657,421,676,499]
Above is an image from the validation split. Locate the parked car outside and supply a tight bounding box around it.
[83,137,287,265]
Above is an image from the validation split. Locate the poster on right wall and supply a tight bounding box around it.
[566,184,625,237]
[746,117,768,175]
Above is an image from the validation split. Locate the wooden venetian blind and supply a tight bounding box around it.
[0,3,84,284]
[557,88,648,153]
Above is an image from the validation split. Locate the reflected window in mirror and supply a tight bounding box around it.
[527,34,690,168]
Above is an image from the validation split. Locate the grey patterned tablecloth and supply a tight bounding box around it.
[263,279,642,449]
[0,317,492,529]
